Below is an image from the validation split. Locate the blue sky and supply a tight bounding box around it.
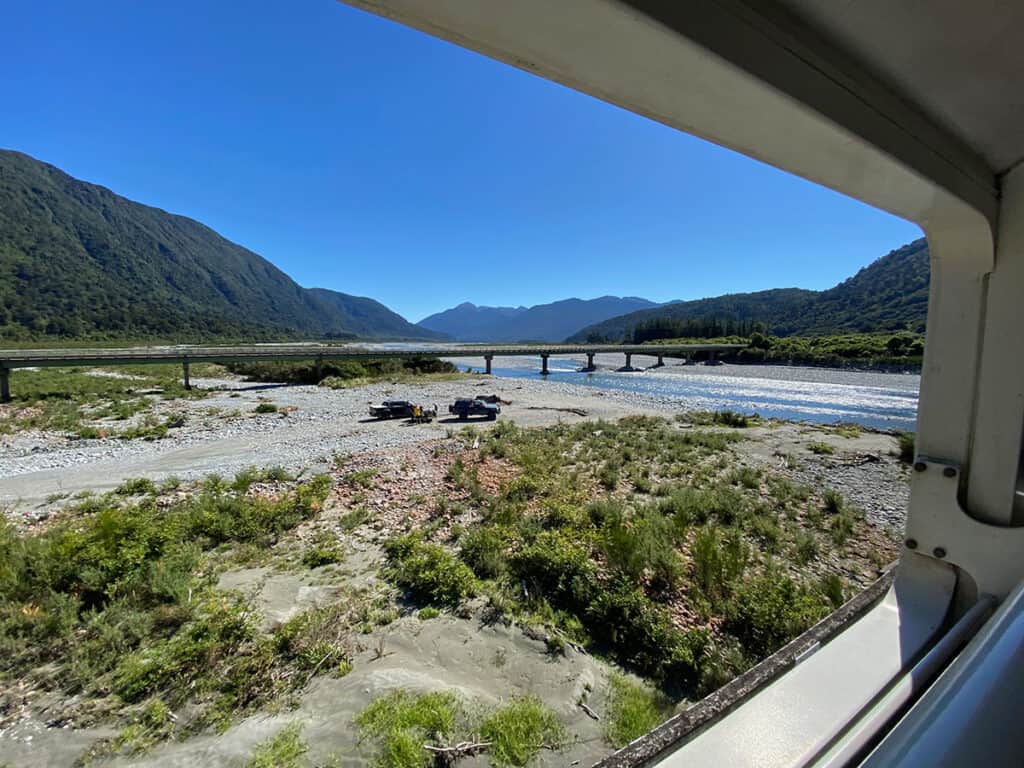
[3,0,922,322]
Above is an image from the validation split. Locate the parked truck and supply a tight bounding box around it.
[449,396,500,420]
[368,400,414,419]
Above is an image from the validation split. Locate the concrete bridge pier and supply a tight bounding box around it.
[315,356,323,381]
[580,352,596,372]
[183,361,191,390]
[540,354,550,375]
[617,352,638,372]
[706,351,721,366]
[0,367,9,403]
[484,355,493,375]
[654,354,665,368]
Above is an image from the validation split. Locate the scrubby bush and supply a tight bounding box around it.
[823,489,844,514]
[896,431,915,463]
[0,472,332,714]
[459,525,511,579]
[587,582,708,684]
[385,535,477,607]
[509,530,599,614]
[724,567,831,658]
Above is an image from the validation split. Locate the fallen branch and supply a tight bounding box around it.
[579,701,601,721]
[525,406,588,417]
[424,741,492,756]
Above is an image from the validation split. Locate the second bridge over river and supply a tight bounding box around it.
[0,342,747,401]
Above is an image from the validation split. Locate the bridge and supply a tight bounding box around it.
[0,342,746,401]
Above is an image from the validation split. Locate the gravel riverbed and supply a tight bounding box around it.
[0,372,910,532]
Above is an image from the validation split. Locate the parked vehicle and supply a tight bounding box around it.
[449,397,500,420]
[368,400,414,419]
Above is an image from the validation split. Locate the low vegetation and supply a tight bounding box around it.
[0,469,346,740]
[384,416,881,700]
[479,696,566,766]
[896,431,915,463]
[225,356,460,387]
[604,673,672,748]
[354,690,565,768]
[246,722,308,768]
[637,331,925,369]
[0,364,210,439]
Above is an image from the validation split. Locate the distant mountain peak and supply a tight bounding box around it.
[418,295,660,342]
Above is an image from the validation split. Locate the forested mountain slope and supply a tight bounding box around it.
[570,239,929,342]
[0,150,442,342]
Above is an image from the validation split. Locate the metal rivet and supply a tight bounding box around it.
[933,547,947,559]
[905,538,918,550]
[943,467,957,478]
[913,462,927,472]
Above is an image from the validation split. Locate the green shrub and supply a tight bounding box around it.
[713,410,750,428]
[479,696,566,767]
[301,545,343,568]
[459,526,510,579]
[793,531,819,564]
[821,573,845,608]
[509,530,599,614]
[896,432,915,463]
[254,403,278,414]
[417,607,440,620]
[604,673,670,748]
[587,582,707,684]
[385,535,476,607]
[823,489,844,514]
[600,510,683,591]
[274,601,354,672]
[830,510,856,547]
[0,472,332,720]
[727,466,761,489]
[691,526,748,602]
[724,568,831,658]
[808,442,835,455]
[115,477,157,496]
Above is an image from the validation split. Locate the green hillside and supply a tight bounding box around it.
[0,150,442,343]
[570,239,930,342]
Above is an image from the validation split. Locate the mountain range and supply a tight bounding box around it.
[417,296,659,342]
[569,238,930,342]
[0,150,442,342]
[0,149,930,347]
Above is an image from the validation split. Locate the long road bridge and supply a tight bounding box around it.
[0,342,747,401]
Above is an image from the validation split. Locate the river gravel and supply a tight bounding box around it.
[0,373,910,533]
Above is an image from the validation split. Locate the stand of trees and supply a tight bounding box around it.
[631,317,767,343]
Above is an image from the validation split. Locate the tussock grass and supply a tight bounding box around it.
[354,690,459,768]
[604,673,671,748]
[480,696,566,766]
[246,722,307,768]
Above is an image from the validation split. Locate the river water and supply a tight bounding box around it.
[452,353,919,432]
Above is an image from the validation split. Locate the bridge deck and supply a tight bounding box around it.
[0,343,746,369]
